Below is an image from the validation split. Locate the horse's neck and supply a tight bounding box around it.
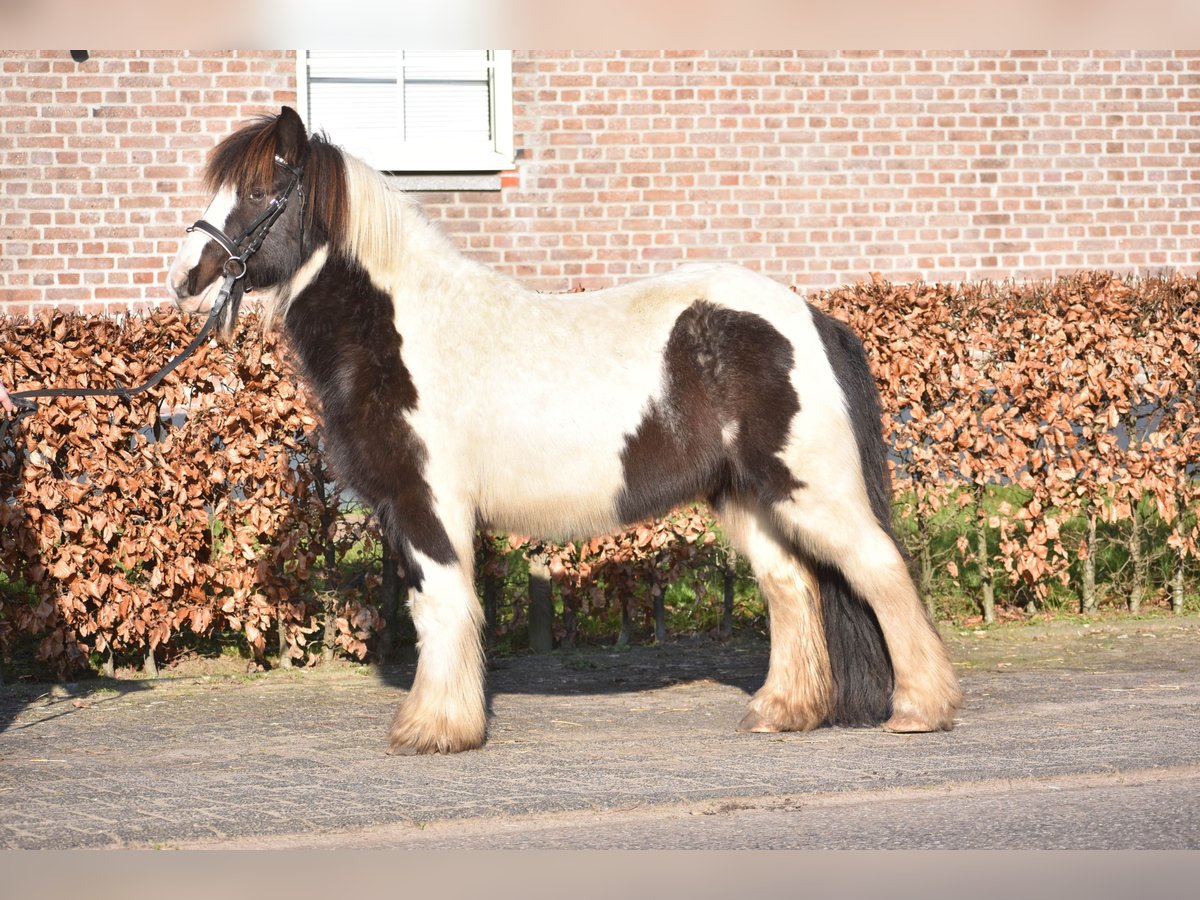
[338,155,522,315]
[374,200,521,315]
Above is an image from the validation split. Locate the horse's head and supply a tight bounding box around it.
[169,107,331,332]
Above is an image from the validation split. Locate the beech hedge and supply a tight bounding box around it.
[2,271,1197,676]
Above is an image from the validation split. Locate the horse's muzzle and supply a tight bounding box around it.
[171,272,223,318]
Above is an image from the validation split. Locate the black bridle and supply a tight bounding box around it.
[1,156,305,443]
[186,154,306,336]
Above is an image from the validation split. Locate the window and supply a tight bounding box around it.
[296,50,514,172]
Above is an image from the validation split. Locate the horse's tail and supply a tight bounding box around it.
[808,306,902,726]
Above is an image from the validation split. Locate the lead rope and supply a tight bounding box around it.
[2,155,305,446]
[3,156,304,448]
[0,271,241,446]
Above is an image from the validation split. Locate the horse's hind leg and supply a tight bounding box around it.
[387,540,487,755]
[771,490,961,733]
[718,498,832,732]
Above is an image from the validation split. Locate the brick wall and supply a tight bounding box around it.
[0,50,294,316]
[2,50,1198,314]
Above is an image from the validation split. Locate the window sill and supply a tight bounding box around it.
[383,172,503,192]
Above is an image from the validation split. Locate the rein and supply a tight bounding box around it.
[1,156,305,445]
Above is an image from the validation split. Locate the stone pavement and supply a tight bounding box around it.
[1,617,1198,849]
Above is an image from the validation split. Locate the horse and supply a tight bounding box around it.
[168,107,962,754]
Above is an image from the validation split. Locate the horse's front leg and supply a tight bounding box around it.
[387,537,487,755]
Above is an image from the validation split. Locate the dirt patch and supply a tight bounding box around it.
[945,615,1200,676]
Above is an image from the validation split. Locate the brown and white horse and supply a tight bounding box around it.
[169,107,961,754]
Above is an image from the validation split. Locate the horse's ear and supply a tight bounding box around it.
[275,106,308,167]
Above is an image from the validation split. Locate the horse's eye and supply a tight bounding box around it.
[248,187,266,202]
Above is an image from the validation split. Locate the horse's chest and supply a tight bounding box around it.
[287,267,430,503]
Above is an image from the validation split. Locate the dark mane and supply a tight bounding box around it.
[202,114,349,248]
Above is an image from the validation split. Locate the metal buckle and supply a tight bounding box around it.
[222,256,247,280]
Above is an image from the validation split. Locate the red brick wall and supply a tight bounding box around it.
[0,50,294,316]
[2,50,1198,314]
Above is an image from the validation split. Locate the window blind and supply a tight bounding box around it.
[300,50,512,171]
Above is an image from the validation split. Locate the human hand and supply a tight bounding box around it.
[0,379,15,415]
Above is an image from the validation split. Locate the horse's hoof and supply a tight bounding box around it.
[882,710,956,733]
[737,706,823,733]
[738,689,826,734]
[737,709,783,733]
[387,712,487,755]
[386,732,476,755]
[882,714,931,733]
[888,681,960,734]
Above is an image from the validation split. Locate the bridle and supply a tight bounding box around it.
[186,154,306,336]
[1,155,306,442]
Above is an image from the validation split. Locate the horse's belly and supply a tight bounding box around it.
[472,409,637,540]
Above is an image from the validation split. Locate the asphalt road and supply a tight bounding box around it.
[1,616,1197,849]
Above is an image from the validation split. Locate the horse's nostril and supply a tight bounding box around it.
[186,268,198,297]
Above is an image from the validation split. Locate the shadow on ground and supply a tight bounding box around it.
[0,678,152,736]
[371,615,1200,726]
[371,635,771,725]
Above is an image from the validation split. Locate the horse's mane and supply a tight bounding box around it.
[202,114,350,256]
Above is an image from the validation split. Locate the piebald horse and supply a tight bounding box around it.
[169,107,961,754]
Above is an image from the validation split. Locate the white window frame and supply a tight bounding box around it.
[295,50,514,172]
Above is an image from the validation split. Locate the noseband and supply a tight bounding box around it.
[187,155,305,332]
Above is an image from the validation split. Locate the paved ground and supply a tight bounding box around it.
[1,616,1197,849]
